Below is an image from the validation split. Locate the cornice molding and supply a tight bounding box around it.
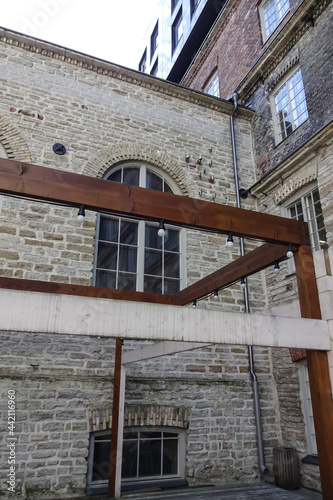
[0,27,253,120]
[250,121,333,198]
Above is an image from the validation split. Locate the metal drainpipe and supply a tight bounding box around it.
[229,92,268,475]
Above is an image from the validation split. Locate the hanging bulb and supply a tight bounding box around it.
[158,220,165,237]
[192,299,197,308]
[286,244,294,259]
[213,290,219,300]
[77,205,85,221]
[226,232,234,247]
[274,261,280,273]
[240,277,246,289]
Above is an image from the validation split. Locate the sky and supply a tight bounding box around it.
[1,0,158,70]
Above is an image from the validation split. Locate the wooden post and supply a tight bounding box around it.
[294,245,333,500]
[109,338,123,498]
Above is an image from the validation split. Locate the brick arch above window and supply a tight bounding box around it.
[82,142,196,198]
[89,405,189,433]
[0,115,31,162]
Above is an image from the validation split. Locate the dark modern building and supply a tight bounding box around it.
[138,0,226,83]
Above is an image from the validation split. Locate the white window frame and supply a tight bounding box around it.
[298,360,317,456]
[86,427,186,488]
[282,183,327,274]
[271,67,308,145]
[203,70,220,98]
[259,0,290,42]
[0,143,7,158]
[93,163,186,294]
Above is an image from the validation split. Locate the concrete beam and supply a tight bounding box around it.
[0,289,330,350]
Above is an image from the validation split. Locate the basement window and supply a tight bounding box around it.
[259,0,290,42]
[86,428,186,494]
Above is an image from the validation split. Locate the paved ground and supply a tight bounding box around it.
[75,484,322,500]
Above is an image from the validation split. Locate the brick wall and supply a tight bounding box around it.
[247,2,333,178]
[182,0,302,99]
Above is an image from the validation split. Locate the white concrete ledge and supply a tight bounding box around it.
[0,289,330,350]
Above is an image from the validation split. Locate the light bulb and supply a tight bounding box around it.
[213,290,219,300]
[240,278,246,289]
[192,300,197,308]
[274,262,280,273]
[286,244,293,258]
[226,232,234,248]
[158,220,165,237]
[77,205,85,221]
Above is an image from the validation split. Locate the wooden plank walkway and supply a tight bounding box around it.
[121,485,322,499]
[75,484,322,500]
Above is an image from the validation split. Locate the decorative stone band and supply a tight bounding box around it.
[265,48,300,93]
[274,163,317,205]
[89,405,190,433]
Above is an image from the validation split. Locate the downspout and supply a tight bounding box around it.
[229,92,268,475]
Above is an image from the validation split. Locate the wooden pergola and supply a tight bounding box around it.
[0,158,332,499]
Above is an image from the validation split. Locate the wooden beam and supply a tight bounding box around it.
[173,243,288,305]
[0,289,329,350]
[294,245,333,500]
[0,277,174,305]
[122,341,211,364]
[109,338,123,498]
[0,158,310,245]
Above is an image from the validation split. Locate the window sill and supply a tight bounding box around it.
[86,479,188,496]
[301,454,319,465]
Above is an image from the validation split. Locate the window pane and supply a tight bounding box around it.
[145,225,163,250]
[118,272,137,291]
[95,270,116,289]
[141,432,161,438]
[164,432,178,438]
[145,249,162,276]
[92,440,110,481]
[139,439,161,476]
[120,220,138,245]
[97,242,117,270]
[164,252,180,278]
[107,170,121,183]
[123,167,140,186]
[122,440,138,479]
[163,439,178,475]
[119,246,137,272]
[99,217,119,242]
[164,229,179,252]
[144,275,162,294]
[146,170,163,191]
[123,432,138,440]
[164,278,180,294]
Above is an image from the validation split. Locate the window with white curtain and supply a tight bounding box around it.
[93,163,185,294]
[271,68,308,144]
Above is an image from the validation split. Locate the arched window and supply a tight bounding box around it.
[93,163,185,294]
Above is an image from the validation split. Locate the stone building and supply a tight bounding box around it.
[0,27,279,500]
[0,0,332,498]
[181,0,333,494]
